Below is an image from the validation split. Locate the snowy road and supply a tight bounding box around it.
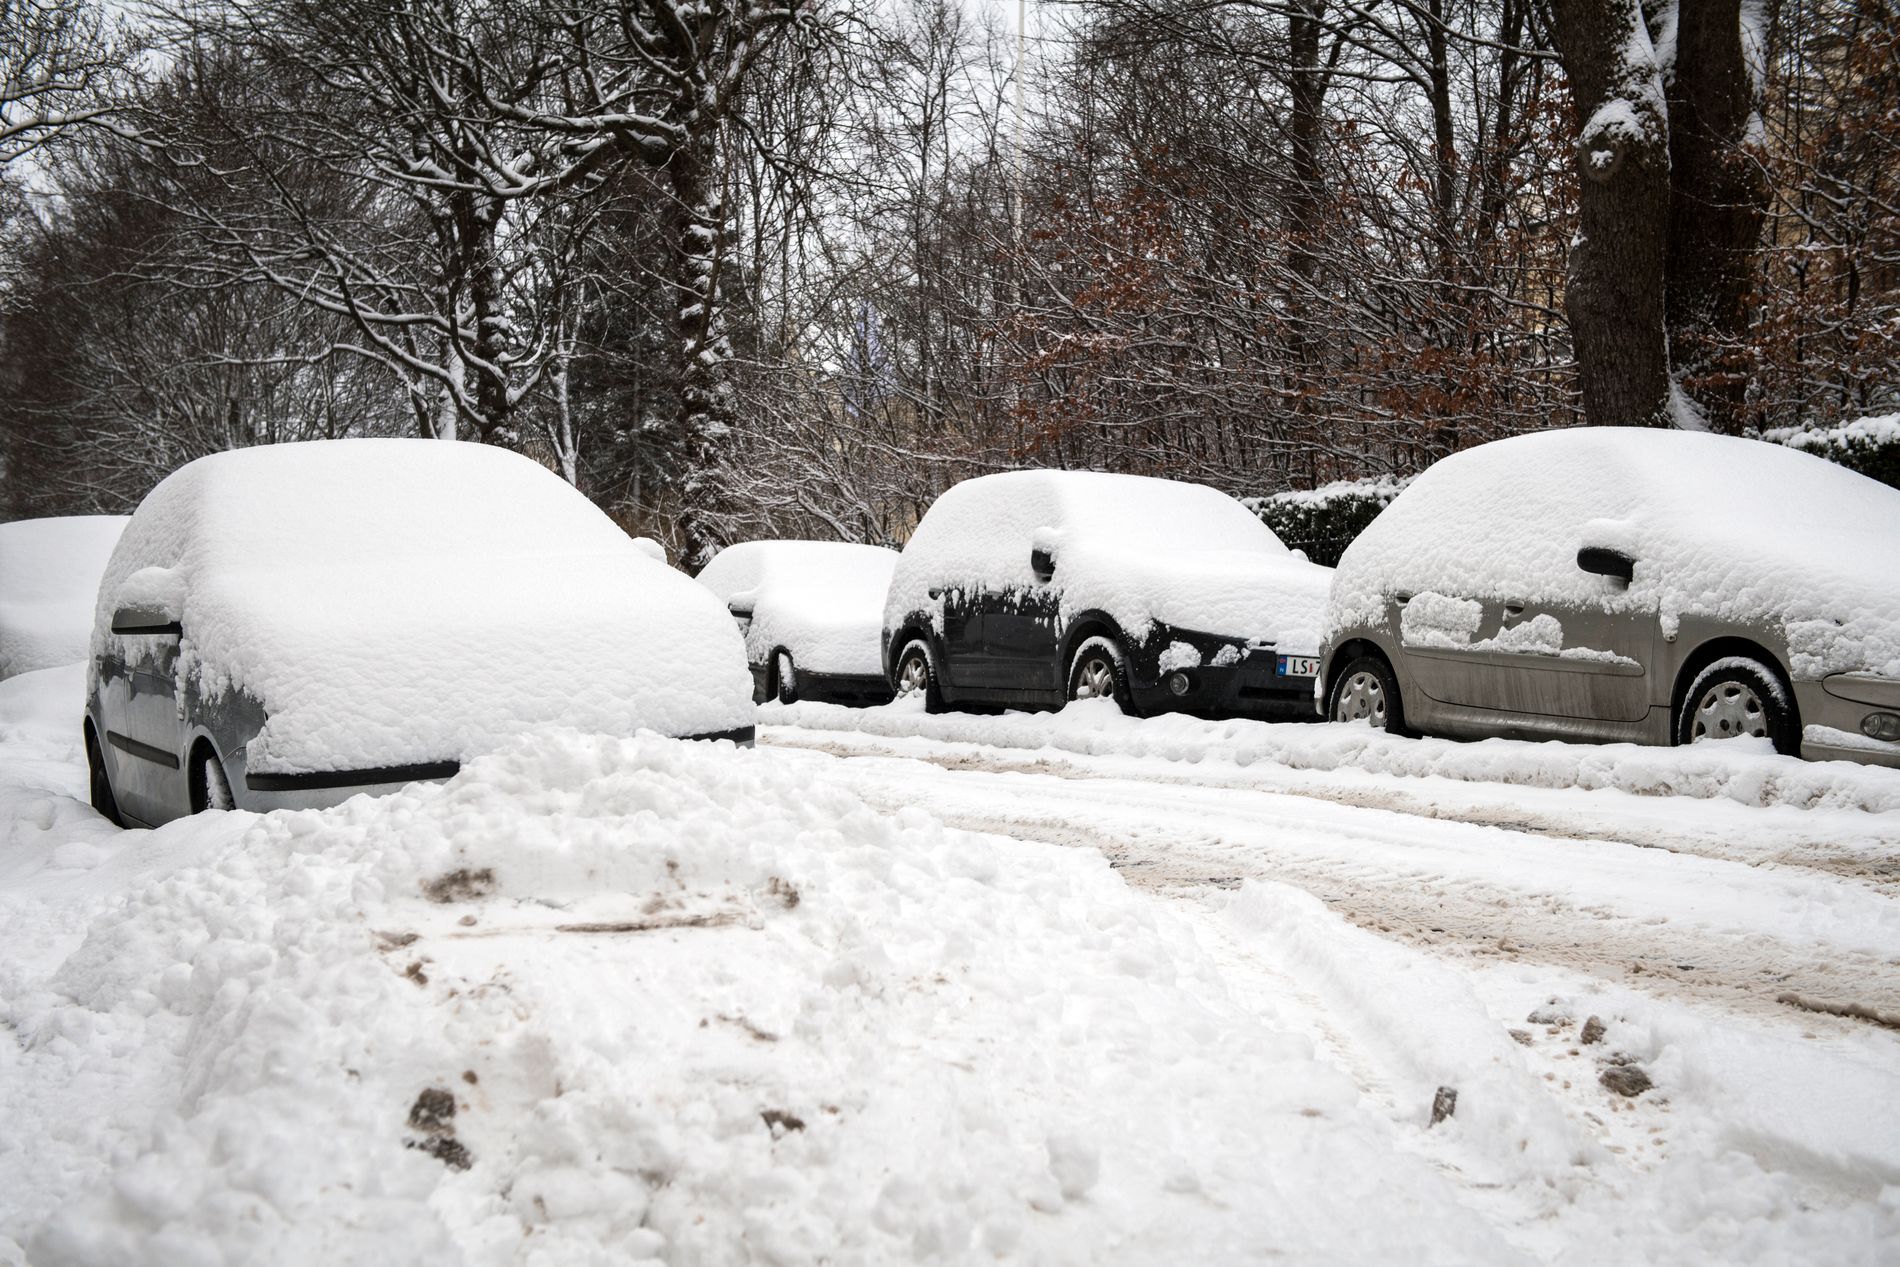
[763,707,1900,1029]
[4,670,1899,1265]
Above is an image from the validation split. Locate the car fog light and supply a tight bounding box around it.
[1862,712,1900,743]
[1167,671,1192,696]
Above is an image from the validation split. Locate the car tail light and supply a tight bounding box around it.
[1861,712,1900,743]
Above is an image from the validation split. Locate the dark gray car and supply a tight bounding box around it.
[1316,428,1900,768]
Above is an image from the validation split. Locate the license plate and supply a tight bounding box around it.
[1277,655,1320,678]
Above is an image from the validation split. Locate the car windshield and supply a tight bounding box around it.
[182,439,634,575]
[1054,474,1290,556]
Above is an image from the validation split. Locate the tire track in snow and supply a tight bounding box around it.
[766,738,1900,1032]
[764,727,1900,892]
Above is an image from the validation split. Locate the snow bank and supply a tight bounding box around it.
[696,541,898,676]
[768,700,1900,815]
[0,517,127,680]
[5,731,1516,1266]
[1326,428,1900,678]
[91,441,753,773]
[887,471,1332,652]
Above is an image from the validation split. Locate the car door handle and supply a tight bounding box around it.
[1394,592,1412,607]
[1503,601,1526,617]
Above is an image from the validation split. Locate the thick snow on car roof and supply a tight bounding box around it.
[698,541,899,676]
[0,516,128,679]
[92,440,753,773]
[1327,427,1900,677]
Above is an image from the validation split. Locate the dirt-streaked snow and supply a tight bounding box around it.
[4,667,1899,1265]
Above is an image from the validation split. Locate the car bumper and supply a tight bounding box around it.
[236,725,757,812]
[1130,648,1317,721]
[1793,678,1900,768]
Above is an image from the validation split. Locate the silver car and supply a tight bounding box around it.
[1317,428,1900,768]
[86,439,755,827]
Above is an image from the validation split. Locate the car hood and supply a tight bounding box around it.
[187,553,754,775]
[1059,547,1333,654]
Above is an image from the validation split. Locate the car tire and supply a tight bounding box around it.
[1328,653,1406,734]
[1067,636,1134,713]
[893,639,944,713]
[192,744,236,813]
[1676,657,1798,756]
[86,728,123,827]
[775,651,798,705]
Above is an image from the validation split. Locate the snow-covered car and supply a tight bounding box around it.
[883,470,1333,717]
[695,540,900,706]
[1317,428,1900,768]
[0,515,129,680]
[85,440,755,827]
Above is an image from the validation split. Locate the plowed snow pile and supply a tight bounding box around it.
[4,731,1521,1266]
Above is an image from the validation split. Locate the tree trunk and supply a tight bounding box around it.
[1550,0,1673,427]
[1665,0,1768,432]
[669,130,733,565]
[1284,1,1328,410]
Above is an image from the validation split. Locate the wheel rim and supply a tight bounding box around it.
[1691,680,1768,741]
[1073,655,1116,701]
[1334,670,1388,727]
[897,653,929,697]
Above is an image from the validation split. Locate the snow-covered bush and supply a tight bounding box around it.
[1763,413,1900,490]
[1243,476,1411,568]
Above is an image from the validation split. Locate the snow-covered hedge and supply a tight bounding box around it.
[1242,476,1411,568]
[1763,413,1900,490]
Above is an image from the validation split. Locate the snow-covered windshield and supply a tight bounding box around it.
[1051,472,1290,556]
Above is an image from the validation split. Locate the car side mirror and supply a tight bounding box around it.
[1030,546,1055,584]
[1576,545,1636,583]
[111,566,184,635]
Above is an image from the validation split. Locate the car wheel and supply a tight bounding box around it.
[775,651,798,705]
[86,728,124,827]
[1067,637,1133,713]
[1329,654,1406,734]
[193,745,236,813]
[1676,657,1798,755]
[894,640,944,713]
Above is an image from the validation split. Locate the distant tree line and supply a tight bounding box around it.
[2,0,1896,557]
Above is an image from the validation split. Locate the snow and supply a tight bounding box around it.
[1246,473,1411,511]
[1766,411,1900,454]
[695,541,899,676]
[0,517,128,681]
[92,440,753,774]
[2,727,1523,1266]
[770,698,1900,815]
[1325,428,1900,679]
[886,471,1334,653]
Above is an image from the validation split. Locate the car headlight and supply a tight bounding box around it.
[1861,712,1900,743]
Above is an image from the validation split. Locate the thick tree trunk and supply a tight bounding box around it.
[1550,0,1673,427]
[1665,0,1768,432]
[1283,2,1328,409]
[669,130,733,565]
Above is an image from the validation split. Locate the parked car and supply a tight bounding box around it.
[1317,427,1900,768]
[696,540,900,706]
[0,515,128,680]
[882,470,1333,717]
[86,440,755,827]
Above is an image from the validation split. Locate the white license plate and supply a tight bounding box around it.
[1277,655,1320,678]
